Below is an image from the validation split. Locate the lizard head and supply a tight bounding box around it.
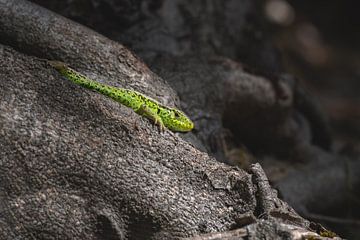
[162,108,194,132]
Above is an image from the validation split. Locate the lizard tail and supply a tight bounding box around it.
[49,60,130,106]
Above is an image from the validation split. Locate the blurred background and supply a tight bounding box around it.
[264,0,360,152]
[265,1,360,237]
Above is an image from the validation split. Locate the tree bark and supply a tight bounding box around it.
[0,0,347,239]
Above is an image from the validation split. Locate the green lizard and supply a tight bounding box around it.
[48,61,194,132]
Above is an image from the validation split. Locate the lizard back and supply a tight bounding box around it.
[48,61,194,132]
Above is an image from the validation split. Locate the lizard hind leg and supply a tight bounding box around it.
[135,104,166,132]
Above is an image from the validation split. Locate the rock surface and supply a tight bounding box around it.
[0,0,346,239]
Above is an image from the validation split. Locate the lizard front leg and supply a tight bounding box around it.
[135,104,166,132]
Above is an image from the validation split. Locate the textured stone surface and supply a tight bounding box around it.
[0,44,258,238]
[0,0,334,239]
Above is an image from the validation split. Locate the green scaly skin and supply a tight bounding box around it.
[48,61,194,132]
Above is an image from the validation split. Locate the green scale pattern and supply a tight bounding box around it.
[49,61,194,132]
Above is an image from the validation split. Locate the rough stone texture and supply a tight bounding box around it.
[0,0,177,107]
[0,44,257,238]
[0,0,346,239]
